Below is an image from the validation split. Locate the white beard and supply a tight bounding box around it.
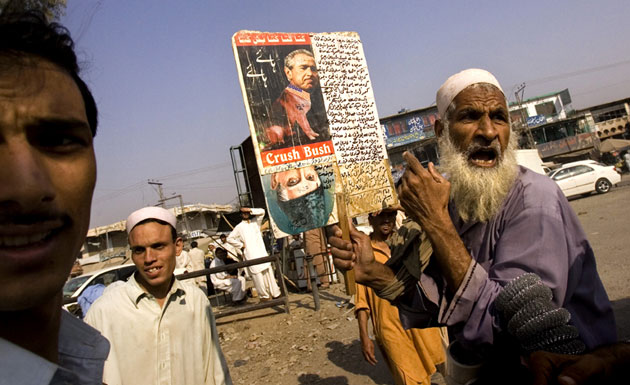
[437,128,519,223]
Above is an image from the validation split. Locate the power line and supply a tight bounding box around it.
[155,162,232,181]
[517,58,630,88]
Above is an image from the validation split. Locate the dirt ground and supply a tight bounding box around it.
[215,176,630,385]
[216,283,399,385]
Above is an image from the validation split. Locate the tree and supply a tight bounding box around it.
[0,0,67,22]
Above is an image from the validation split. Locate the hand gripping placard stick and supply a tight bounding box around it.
[335,192,356,295]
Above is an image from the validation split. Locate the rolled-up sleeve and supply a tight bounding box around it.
[400,170,615,350]
[402,203,581,348]
[438,203,575,346]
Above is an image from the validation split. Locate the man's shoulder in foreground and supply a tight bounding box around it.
[515,165,562,195]
[504,166,568,212]
[0,311,109,385]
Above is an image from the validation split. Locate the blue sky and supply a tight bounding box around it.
[60,1,630,227]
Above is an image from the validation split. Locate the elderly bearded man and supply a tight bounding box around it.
[85,207,231,385]
[329,69,616,383]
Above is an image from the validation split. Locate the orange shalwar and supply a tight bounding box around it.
[355,241,445,385]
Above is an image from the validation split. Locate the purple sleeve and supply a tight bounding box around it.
[400,171,615,349]
[438,204,577,346]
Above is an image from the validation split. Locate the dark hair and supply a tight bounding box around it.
[0,10,98,136]
[215,247,227,259]
[133,218,178,242]
[190,241,198,248]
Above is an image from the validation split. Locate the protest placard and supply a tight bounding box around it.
[233,31,397,239]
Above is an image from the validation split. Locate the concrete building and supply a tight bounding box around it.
[577,97,630,140]
[379,106,439,167]
[82,203,234,262]
[509,89,574,130]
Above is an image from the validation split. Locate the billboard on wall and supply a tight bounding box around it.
[382,110,437,148]
[233,31,398,237]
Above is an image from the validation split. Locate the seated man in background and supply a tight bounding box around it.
[210,247,247,304]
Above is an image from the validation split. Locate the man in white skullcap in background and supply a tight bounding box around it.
[329,69,615,384]
[85,207,232,385]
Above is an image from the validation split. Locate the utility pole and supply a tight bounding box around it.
[177,194,191,237]
[148,180,165,207]
[158,194,191,238]
[149,180,191,238]
[514,83,536,149]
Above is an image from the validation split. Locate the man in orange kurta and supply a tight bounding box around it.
[355,209,445,385]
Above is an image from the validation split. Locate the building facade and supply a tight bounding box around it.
[379,106,440,167]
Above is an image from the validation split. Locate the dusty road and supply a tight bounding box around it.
[567,176,630,339]
[215,177,630,385]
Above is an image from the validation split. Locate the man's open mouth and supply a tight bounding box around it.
[469,147,499,168]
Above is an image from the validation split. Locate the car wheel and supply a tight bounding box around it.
[595,178,612,194]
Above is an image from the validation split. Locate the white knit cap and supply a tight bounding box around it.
[126,206,177,234]
[436,68,503,118]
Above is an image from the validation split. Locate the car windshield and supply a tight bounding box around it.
[63,275,91,298]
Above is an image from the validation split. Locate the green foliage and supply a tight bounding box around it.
[0,0,67,21]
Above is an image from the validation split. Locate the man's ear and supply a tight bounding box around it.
[435,119,444,138]
[175,237,183,256]
[284,66,292,82]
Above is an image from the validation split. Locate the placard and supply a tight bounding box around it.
[233,31,397,237]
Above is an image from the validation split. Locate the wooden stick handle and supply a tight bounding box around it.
[336,193,356,295]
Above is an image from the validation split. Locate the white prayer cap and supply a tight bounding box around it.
[436,68,504,119]
[126,206,177,234]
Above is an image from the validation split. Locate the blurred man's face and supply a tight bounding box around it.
[285,53,318,91]
[0,58,96,310]
[129,222,181,294]
[271,166,320,200]
[369,211,396,239]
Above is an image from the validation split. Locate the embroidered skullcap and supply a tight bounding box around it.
[126,206,177,234]
[436,68,503,118]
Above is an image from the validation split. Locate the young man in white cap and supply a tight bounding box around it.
[85,206,232,385]
[329,69,615,383]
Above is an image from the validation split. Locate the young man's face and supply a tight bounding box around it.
[129,221,182,294]
[0,58,96,310]
[369,211,396,238]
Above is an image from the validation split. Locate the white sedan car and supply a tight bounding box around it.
[63,263,136,316]
[548,160,621,197]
